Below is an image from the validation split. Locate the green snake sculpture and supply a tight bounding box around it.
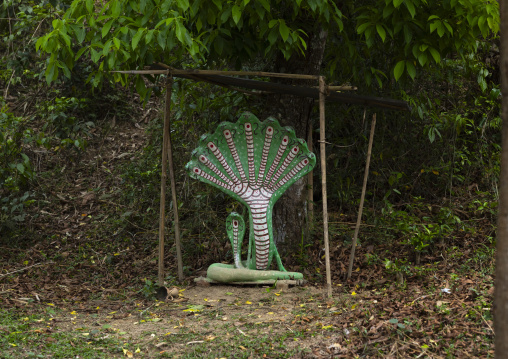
[186,112,316,277]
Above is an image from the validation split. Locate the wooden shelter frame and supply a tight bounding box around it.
[114,66,409,297]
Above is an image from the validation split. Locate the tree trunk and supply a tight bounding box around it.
[495,0,508,355]
[261,27,328,256]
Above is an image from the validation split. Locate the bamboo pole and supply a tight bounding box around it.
[319,76,332,298]
[312,85,357,91]
[158,78,171,287]
[112,70,169,75]
[347,114,377,280]
[112,68,320,80]
[164,75,184,282]
[158,74,184,287]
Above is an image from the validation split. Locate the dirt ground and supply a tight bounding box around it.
[47,283,343,357]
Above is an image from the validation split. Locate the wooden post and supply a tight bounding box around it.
[347,114,376,280]
[158,74,184,287]
[319,76,332,298]
[495,0,508,354]
[158,78,170,287]
[164,75,184,282]
[307,119,314,217]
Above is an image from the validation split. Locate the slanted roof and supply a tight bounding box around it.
[113,67,410,111]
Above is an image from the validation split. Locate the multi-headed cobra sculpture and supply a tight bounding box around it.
[186,112,316,282]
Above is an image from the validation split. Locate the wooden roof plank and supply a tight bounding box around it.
[111,69,410,111]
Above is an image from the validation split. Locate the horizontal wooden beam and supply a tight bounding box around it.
[169,69,319,80]
[112,68,320,80]
[110,68,409,111]
[325,85,357,91]
[112,70,168,75]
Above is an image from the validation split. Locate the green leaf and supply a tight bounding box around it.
[157,30,167,49]
[74,47,88,61]
[74,25,86,44]
[207,10,216,25]
[145,29,154,44]
[103,39,112,55]
[268,26,278,45]
[357,22,370,34]
[160,0,173,12]
[175,21,185,44]
[212,0,222,10]
[279,21,290,41]
[232,5,241,25]
[444,22,453,35]
[298,34,307,50]
[308,0,317,11]
[478,15,486,31]
[405,1,415,18]
[113,37,121,49]
[403,26,412,43]
[383,5,395,18]
[258,0,270,12]
[176,0,190,11]
[417,52,428,66]
[102,19,114,38]
[393,60,405,81]
[139,0,147,13]
[62,65,72,79]
[429,22,438,33]
[437,22,445,37]
[17,163,25,174]
[428,47,441,63]
[376,24,386,42]
[393,0,403,8]
[35,35,47,51]
[406,60,416,80]
[132,28,144,50]
[220,7,232,22]
[111,0,121,18]
[428,127,436,143]
[51,19,62,30]
[85,0,93,13]
[59,32,72,49]
[90,48,101,63]
[365,71,372,86]
[135,75,147,98]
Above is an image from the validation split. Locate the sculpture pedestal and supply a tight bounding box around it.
[204,263,303,284]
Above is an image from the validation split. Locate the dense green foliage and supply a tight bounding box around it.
[32,0,499,92]
[346,0,499,84]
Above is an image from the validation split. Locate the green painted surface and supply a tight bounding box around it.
[207,263,304,283]
[226,212,245,269]
[186,112,316,281]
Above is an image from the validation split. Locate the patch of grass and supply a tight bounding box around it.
[161,329,306,359]
[0,309,123,359]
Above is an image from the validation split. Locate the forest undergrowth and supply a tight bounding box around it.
[0,1,500,356]
[0,79,498,357]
